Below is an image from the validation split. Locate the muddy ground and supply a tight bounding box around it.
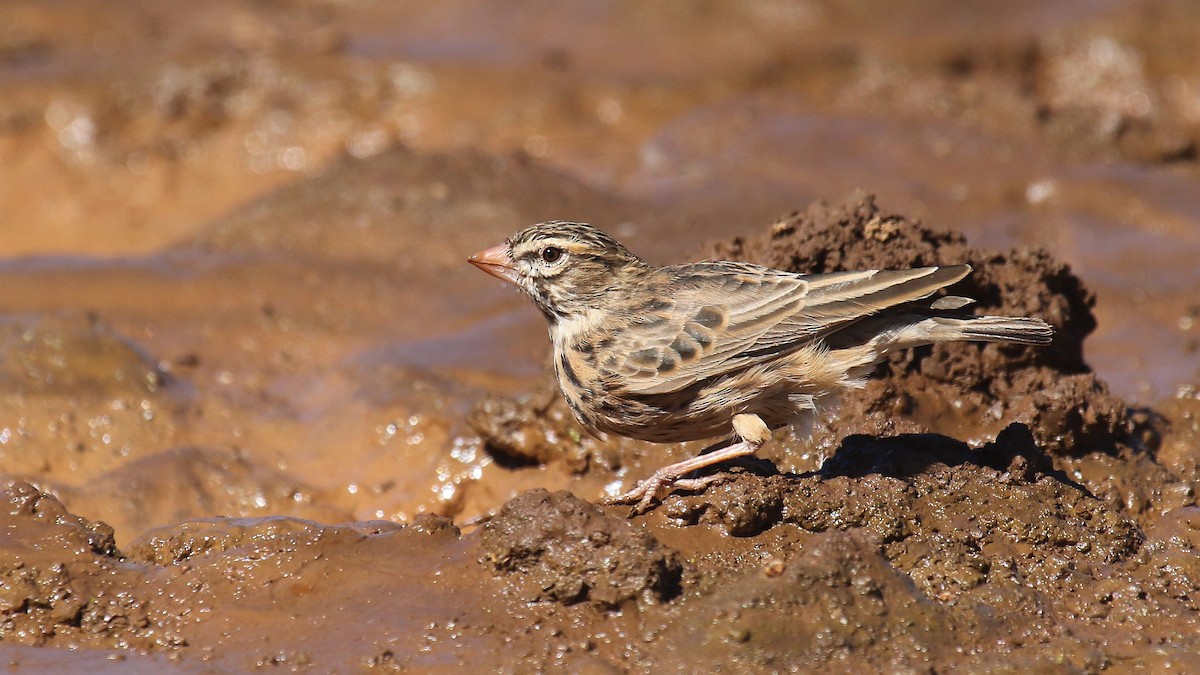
[2,1,1200,672]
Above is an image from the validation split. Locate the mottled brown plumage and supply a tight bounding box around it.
[469,221,1053,513]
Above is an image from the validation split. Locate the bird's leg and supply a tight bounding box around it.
[607,413,772,515]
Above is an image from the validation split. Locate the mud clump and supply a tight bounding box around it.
[479,489,683,608]
[698,530,963,671]
[468,390,590,470]
[0,481,177,650]
[127,514,407,566]
[670,424,1141,581]
[2,480,117,557]
[468,373,643,475]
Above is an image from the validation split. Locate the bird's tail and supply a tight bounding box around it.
[873,314,1054,354]
[939,315,1055,345]
[833,312,1053,384]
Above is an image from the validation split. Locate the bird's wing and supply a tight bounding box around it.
[604,262,971,395]
[746,264,972,355]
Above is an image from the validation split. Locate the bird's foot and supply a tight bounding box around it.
[605,414,770,516]
[606,468,728,515]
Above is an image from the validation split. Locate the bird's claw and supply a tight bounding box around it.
[605,474,667,515]
[605,469,727,516]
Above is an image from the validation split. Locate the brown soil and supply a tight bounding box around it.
[2,1,1200,672]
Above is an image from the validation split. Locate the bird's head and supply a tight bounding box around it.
[468,221,646,323]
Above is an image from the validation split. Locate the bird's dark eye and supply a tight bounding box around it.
[541,246,563,263]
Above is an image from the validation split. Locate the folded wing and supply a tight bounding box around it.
[604,262,971,395]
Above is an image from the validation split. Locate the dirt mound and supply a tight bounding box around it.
[0,481,175,650]
[479,489,682,607]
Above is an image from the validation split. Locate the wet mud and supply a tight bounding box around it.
[2,0,1200,672]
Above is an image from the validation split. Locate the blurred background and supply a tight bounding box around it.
[0,0,1198,539]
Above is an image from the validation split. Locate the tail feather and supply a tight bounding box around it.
[859,313,1055,356]
[936,315,1054,345]
[833,311,1055,381]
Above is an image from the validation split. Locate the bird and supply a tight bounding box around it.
[468,221,1053,514]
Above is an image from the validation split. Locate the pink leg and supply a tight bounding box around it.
[606,414,771,514]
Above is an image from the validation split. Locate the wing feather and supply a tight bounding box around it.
[605,262,971,395]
